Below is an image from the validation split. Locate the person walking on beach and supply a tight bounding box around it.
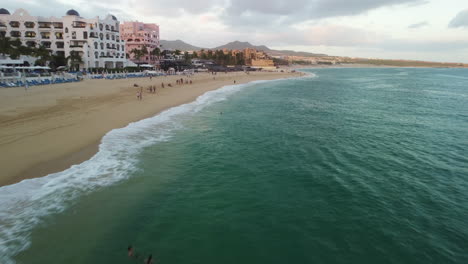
[161,82,165,88]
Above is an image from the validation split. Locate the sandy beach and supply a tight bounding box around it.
[0,71,302,186]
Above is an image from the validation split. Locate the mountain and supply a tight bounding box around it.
[160,40,328,57]
[159,40,204,51]
[214,41,271,51]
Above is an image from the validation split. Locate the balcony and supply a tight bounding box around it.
[24,22,35,28]
[9,21,20,28]
[72,21,86,28]
[25,32,37,38]
[53,22,64,29]
[38,23,51,29]
[70,45,84,48]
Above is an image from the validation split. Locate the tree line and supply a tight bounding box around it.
[0,36,82,70]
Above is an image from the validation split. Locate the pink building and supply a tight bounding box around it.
[120,21,160,64]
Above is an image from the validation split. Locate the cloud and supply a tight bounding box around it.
[255,25,381,47]
[408,21,428,29]
[222,0,425,26]
[377,39,468,52]
[449,9,468,28]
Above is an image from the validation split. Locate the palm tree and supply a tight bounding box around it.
[131,48,143,62]
[141,45,149,61]
[150,47,161,60]
[33,45,51,66]
[0,37,23,59]
[175,49,181,56]
[184,51,191,64]
[0,37,13,57]
[67,51,83,71]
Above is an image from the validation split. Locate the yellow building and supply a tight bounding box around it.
[250,59,275,67]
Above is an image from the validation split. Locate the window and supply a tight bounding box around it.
[106,34,109,40]
[94,42,98,49]
[25,31,36,38]
[95,51,98,58]
[111,35,115,41]
[41,41,51,48]
[24,21,35,28]
[53,22,63,29]
[111,26,114,31]
[100,43,104,49]
[65,27,69,33]
[55,32,63,39]
[9,21,20,28]
[99,23,103,31]
[99,33,103,40]
[40,32,50,39]
[83,32,88,39]
[26,41,36,47]
[72,31,76,39]
[105,25,109,30]
[10,31,21,37]
[56,42,64,48]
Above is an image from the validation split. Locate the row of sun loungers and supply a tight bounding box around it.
[0,78,79,88]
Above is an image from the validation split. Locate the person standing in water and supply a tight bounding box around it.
[145,254,154,264]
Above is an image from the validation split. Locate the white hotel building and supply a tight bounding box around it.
[0,8,127,69]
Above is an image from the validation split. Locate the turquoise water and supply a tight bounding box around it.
[2,68,468,264]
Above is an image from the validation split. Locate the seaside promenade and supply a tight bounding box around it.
[0,70,302,186]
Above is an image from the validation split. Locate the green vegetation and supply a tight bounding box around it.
[194,50,246,66]
[0,36,72,69]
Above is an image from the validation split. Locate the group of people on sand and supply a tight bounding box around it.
[175,78,192,85]
[134,78,194,101]
[128,245,154,264]
[148,85,157,94]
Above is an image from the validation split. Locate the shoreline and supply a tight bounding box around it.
[0,70,303,187]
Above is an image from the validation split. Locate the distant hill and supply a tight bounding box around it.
[160,40,204,51]
[214,41,271,51]
[160,40,328,57]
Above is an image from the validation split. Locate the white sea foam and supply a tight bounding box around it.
[0,76,307,263]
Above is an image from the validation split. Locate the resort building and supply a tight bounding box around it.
[0,8,127,69]
[120,21,160,65]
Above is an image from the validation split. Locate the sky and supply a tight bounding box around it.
[5,0,468,62]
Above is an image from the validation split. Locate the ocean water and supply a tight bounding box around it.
[1,68,468,264]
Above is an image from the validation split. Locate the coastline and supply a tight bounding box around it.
[0,70,302,187]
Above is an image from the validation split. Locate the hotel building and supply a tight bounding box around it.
[120,21,160,65]
[0,8,127,69]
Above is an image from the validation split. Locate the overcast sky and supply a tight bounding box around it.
[5,0,468,62]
